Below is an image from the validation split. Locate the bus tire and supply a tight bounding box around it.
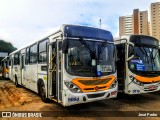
[39,81,49,103]
[15,75,20,87]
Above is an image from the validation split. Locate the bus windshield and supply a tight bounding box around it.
[65,39,115,77]
[129,36,160,73]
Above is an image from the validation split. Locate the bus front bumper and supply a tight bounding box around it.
[126,82,160,94]
[63,87,117,106]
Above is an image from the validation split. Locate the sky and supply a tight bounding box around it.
[0,0,159,48]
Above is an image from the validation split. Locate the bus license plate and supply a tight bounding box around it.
[101,65,112,72]
[149,85,156,90]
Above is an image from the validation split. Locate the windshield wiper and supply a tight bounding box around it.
[98,42,106,61]
[79,38,97,77]
[136,43,150,64]
[79,38,97,59]
[79,38,93,54]
[98,41,115,58]
[98,42,106,55]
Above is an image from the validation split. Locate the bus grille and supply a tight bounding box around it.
[84,86,107,91]
[78,78,112,86]
[87,93,105,98]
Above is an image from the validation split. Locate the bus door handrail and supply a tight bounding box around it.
[114,38,128,44]
[48,52,56,65]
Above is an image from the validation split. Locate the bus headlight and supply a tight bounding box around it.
[129,75,144,86]
[110,79,118,89]
[64,81,82,93]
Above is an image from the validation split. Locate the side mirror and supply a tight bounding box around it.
[127,42,134,62]
[129,45,134,56]
[62,39,68,53]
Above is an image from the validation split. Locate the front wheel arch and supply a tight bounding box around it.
[37,79,49,103]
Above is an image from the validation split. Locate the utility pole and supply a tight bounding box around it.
[99,19,101,28]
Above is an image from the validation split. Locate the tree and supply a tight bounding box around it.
[0,40,17,54]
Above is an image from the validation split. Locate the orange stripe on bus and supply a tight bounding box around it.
[135,75,160,83]
[71,75,116,93]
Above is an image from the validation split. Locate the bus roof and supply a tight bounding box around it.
[114,34,159,44]
[9,24,113,56]
[63,24,113,41]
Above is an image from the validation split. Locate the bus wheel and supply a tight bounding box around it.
[39,82,49,103]
[15,76,20,87]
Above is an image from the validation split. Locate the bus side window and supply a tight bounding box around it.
[22,56,24,69]
[25,48,29,65]
[58,42,62,70]
[11,59,13,69]
[38,39,48,63]
[14,52,20,65]
[29,44,37,64]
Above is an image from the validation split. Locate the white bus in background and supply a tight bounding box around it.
[9,24,117,106]
[115,35,160,94]
[1,56,9,79]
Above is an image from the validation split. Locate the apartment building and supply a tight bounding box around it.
[119,9,149,36]
[150,2,160,40]
[119,15,133,36]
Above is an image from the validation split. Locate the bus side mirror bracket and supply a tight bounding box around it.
[127,42,134,62]
[127,55,134,62]
[62,39,68,53]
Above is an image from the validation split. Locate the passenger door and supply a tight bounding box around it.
[116,43,126,90]
[48,39,62,103]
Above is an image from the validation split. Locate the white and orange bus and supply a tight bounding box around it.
[8,24,117,106]
[115,35,160,94]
